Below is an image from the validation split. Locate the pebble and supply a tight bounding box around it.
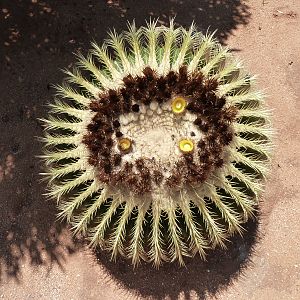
[150,101,158,111]
[147,109,154,116]
[139,104,146,114]
[183,113,193,121]
[128,113,134,123]
[132,113,139,122]
[162,102,169,111]
[120,115,128,125]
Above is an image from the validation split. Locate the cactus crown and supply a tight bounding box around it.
[41,20,273,267]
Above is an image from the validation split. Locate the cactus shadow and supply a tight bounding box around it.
[95,217,260,300]
[105,0,251,45]
[0,138,78,282]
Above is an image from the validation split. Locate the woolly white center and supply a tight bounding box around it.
[115,100,203,171]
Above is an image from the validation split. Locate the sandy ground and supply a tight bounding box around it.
[0,0,299,299]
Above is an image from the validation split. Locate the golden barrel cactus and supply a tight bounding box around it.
[40,20,273,267]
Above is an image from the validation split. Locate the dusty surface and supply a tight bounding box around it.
[0,0,299,299]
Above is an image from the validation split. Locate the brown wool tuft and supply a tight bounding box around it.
[108,89,119,102]
[120,88,131,101]
[90,100,102,112]
[113,154,122,166]
[205,78,219,91]
[166,172,182,189]
[152,170,164,185]
[215,157,224,168]
[123,74,136,88]
[166,71,178,86]
[142,66,156,80]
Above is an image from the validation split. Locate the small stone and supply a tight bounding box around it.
[162,102,169,111]
[147,109,153,116]
[132,114,139,122]
[150,101,158,111]
[127,113,134,123]
[119,115,128,125]
[140,104,146,114]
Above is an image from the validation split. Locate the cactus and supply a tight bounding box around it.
[40,20,273,267]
